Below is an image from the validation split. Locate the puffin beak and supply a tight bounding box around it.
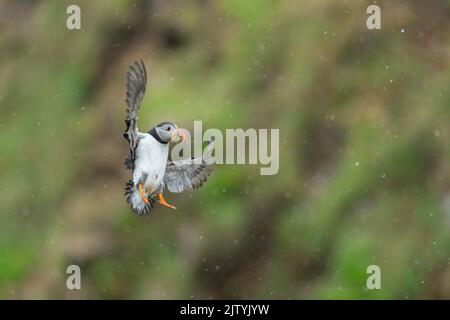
[177,128,188,142]
[172,128,188,142]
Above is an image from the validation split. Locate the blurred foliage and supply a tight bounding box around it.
[0,0,449,299]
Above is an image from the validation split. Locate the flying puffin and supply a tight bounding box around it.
[123,60,214,215]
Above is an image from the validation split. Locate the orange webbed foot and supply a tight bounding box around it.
[157,193,176,209]
[138,183,149,204]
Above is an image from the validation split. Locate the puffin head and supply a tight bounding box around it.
[152,121,187,144]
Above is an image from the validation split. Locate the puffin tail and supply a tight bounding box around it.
[124,180,156,216]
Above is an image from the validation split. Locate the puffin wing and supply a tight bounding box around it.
[163,138,215,193]
[123,60,147,170]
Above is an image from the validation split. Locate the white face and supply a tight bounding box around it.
[155,122,178,143]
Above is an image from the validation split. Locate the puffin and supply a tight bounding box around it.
[123,60,214,215]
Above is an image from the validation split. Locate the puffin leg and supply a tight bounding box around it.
[138,183,149,204]
[157,193,176,209]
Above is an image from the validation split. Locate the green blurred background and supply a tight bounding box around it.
[0,0,449,299]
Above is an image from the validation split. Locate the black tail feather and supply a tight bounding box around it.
[124,180,157,216]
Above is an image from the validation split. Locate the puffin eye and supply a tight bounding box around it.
[166,127,171,131]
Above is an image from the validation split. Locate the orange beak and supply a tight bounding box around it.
[176,128,188,143]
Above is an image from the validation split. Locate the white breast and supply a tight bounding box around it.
[133,133,169,192]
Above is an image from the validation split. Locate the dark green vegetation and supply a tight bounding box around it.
[0,0,449,299]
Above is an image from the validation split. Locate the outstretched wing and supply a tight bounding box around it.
[163,138,215,193]
[123,60,147,170]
